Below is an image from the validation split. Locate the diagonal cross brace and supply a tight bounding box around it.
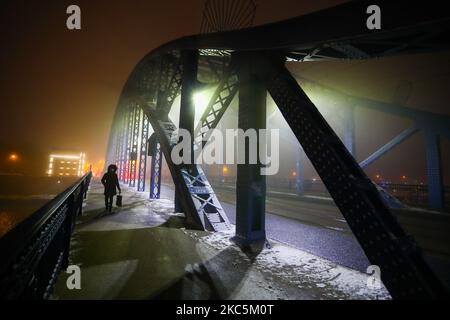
[261,53,448,299]
[194,67,238,147]
[137,99,231,232]
[359,126,420,169]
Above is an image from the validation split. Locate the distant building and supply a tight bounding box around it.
[47,152,86,177]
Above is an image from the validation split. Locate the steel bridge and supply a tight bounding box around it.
[105,0,450,299]
[289,75,450,210]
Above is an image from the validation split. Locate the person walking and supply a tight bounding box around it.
[101,164,121,212]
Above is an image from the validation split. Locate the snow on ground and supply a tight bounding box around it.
[123,184,185,218]
[184,227,391,300]
[145,198,186,217]
[123,183,391,299]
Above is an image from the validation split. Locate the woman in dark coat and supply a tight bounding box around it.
[101,164,121,212]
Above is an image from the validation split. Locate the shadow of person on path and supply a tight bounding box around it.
[148,246,253,300]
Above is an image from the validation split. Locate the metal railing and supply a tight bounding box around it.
[206,175,450,210]
[0,172,92,300]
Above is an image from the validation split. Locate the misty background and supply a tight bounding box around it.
[0,0,448,185]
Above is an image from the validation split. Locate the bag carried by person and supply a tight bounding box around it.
[116,194,122,207]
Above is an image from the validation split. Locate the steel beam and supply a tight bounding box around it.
[299,76,450,133]
[137,112,150,192]
[179,50,198,164]
[139,103,231,231]
[194,66,238,148]
[359,126,420,169]
[107,109,122,170]
[149,135,162,199]
[175,50,199,213]
[262,53,447,299]
[234,52,267,245]
[424,130,445,210]
[161,55,183,114]
[128,105,140,187]
[123,105,134,183]
[117,111,126,181]
[119,111,129,182]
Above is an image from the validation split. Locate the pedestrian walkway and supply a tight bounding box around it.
[51,179,390,300]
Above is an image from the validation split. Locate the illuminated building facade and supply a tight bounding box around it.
[47,152,86,177]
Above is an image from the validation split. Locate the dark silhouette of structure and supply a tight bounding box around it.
[105,0,450,299]
[1,0,450,300]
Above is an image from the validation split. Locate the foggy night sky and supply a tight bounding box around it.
[0,0,449,183]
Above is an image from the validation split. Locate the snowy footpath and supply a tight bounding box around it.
[52,181,390,300]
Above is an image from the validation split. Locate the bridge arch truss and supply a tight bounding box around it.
[105,0,450,299]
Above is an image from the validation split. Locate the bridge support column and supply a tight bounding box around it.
[115,111,126,181]
[129,105,140,187]
[234,52,267,245]
[424,130,444,210]
[176,50,199,212]
[114,123,122,170]
[264,54,448,298]
[137,112,149,192]
[123,105,134,183]
[149,137,163,199]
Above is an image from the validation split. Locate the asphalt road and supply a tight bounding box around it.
[160,183,450,287]
[161,184,371,271]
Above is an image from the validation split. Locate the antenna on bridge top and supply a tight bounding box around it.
[200,0,256,33]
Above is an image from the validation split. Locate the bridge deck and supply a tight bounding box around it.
[51,179,389,300]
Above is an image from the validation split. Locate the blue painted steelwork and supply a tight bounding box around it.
[123,106,134,183]
[103,1,450,298]
[234,52,267,244]
[129,105,140,187]
[149,141,162,199]
[359,126,420,169]
[301,77,449,210]
[137,112,149,192]
[115,112,126,181]
[424,130,444,209]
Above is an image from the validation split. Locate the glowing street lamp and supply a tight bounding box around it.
[194,91,209,109]
[222,166,229,175]
[9,153,18,161]
[193,90,212,125]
